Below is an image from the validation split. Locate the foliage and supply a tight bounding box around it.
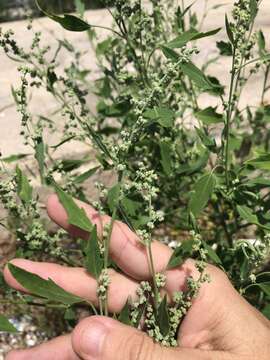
[0,0,270,346]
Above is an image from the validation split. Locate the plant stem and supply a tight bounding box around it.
[224,47,236,189]
[261,64,270,105]
[147,241,159,310]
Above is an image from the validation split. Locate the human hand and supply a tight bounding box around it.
[4,195,270,360]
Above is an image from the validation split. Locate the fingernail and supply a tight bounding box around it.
[80,319,109,358]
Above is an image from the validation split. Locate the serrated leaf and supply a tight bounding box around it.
[0,315,17,333]
[118,299,131,325]
[157,296,170,336]
[203,242,222,265]
[217,41,233,56]
[35,1,90,32]
[195,107,223,125]
[180,62,215,90]
[189,173,216,217]
[16,166,32,203]
[55,186,93,232]
[225,15,234,44]
[8,263,83,305]
[84,226,103,279]
[144,107,174,128]
[167,28,221,48]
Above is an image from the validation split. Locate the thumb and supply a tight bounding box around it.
[71,316,222,360]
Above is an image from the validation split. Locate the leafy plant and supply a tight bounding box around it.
[0,0,270,347]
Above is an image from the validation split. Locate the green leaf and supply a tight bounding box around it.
[108,184,121,212]
[167,240,195,270]
[203,241,222,265]
[258,30,266,56]
[160,45,179,62]
[55,186,93,232]
[160,142,172,175]
[118,299,131,325]
[84,226,103,279]
[1,153,30,163]
[180,62,215,90]
[75,0,85,16]
[144,107,174,128]
[225,15,234,44]
[16,166,33,203]
[236,205,265,229]
[249,0,258,22]
[189,172,216,217]
[245,154,270,170]
[8,263,83,305]
[34,136,45,182]
[0,315,17,333]
[167,28,221,48]
[35,1,90,32]
[73,166,100,184]
[258,282,270,297]
[216,41,233,56]
[195,107,223,125]
[195,128,217,153]
[157,296,170,336]
[167,255,183,270]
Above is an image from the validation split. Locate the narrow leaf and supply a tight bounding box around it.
[73,166,100,184]
[160,142,172,176]
[195,107,223,125]
[157,296,170,336]
[180,62,214,90]
[245,154,270,170]
[225,15,234,44]
[55,186,93,232]
[8,263,83,305]
[16,166,32,203]
[0,315,17,333]
[84,226,103,279]
[118,299,131,326]
[189,172,216,217]
[203,241,222,265]
[35,1,90,32]
[258,282,270,297]
[1,153,30,163]
[167,28,221,48]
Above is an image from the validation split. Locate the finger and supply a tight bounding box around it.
[6,335,79,360]
[4,259,138,313]
[72,316,228,360]
[47,194,172,280]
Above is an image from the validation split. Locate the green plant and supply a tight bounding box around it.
[0,0,270,347]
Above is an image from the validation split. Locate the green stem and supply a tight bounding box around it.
[261,64,270,105]
[147,241,159,310]
[224,47,236,189]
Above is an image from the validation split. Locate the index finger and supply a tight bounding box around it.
[47,194,172,280]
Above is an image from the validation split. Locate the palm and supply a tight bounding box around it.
[5,195,260,355]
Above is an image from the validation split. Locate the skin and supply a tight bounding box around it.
[4,194,270,360]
